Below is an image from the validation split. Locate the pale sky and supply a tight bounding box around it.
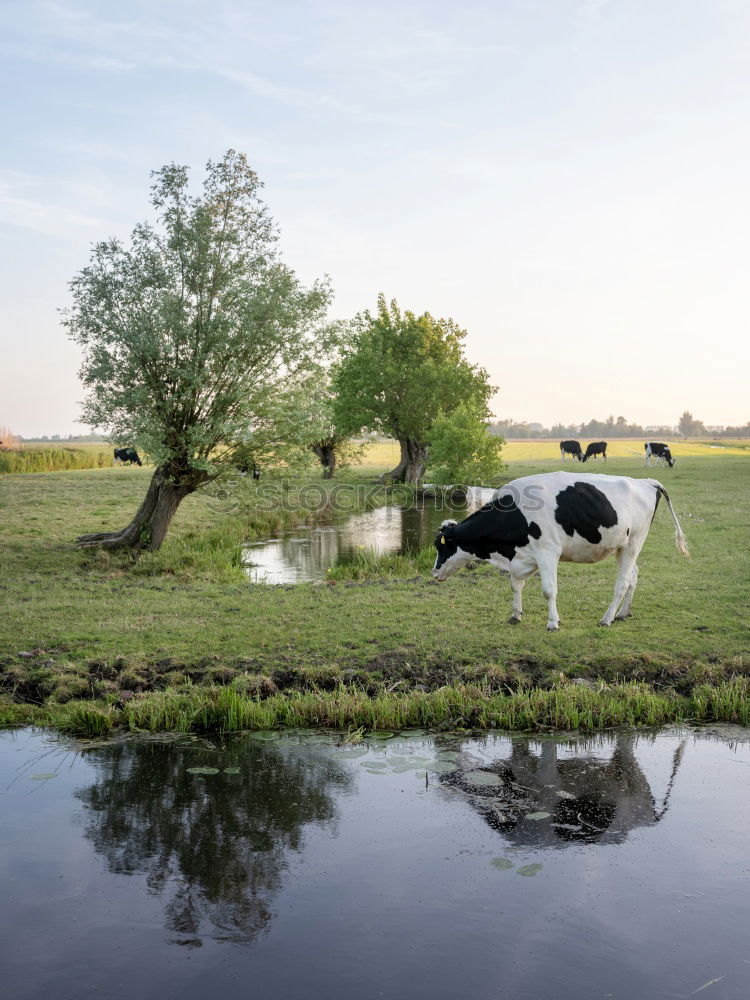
[1,0,749,436]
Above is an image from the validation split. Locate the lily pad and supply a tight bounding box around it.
[223,767,241,774]
[556,790,576,800]
[187,767,220,775]
[29,773,58,780]
[517,863,544,877]
[427,761,457,774]
[525,811,551,821]
[359,759,387,768]
[464,770,503,787]
[491,858,514,870]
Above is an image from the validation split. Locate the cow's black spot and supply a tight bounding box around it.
[436,499,542,565]
[554,482,618,544]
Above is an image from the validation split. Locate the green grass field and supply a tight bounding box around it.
[1,441,749,733]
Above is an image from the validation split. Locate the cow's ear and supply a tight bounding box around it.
[439,519,457,535]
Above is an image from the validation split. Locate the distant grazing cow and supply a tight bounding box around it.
[237,462,261,480]
[582,441,607,462]
[113,448,142,466]
[560,440,583,462]
[432,471,688,630]
[645,442,675,468]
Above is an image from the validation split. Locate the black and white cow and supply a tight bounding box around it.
[644,442,675,468]
[560,440,583,462]
[237,462,261,480]
[113,448,142,466]
[582,441,607,462]
[432,472,688,630]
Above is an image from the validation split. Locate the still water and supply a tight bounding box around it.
[243,488,495,584]
[1,726,749,1000]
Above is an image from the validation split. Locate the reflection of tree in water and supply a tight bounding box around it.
[444,733,686,847]
[77,739,351,945]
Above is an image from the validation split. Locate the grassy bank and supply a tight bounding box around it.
[1,446,749,733]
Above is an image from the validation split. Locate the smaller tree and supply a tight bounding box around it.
[333,295,494,484]
[299,374,363,478]
[426,403,504,485]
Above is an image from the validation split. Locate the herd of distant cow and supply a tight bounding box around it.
[559,440,675,467]
[113,442,678,471]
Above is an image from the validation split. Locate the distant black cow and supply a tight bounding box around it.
[582,441,607,463]
[645,442,674,468]
[560,440,583,462]
[237,462,261,480]
[113,448,142,466]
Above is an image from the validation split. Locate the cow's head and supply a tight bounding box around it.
[665,451,675,468]
[432,519,472,581]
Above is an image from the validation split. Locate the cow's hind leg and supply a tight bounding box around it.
[537,555,561,631]
[508,574,526,624]
[614,562,639,620]
[600,549,638,626]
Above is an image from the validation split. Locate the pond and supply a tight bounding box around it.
[2,726,749,999]
[243,487,496,584]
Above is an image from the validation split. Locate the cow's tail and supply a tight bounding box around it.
[655,484,689,558]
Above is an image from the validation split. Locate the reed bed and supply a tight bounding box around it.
[15,676,746,738]
[0,446,113,474]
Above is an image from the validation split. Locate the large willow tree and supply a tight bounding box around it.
[64,151,332,551]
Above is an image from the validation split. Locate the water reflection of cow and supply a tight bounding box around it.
[443,733,686,846]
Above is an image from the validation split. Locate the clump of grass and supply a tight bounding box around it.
[326,546,434,582]
[691,677,750,725]
[135,523,246,581]
[342,725,366,743]
[53,702,118,737]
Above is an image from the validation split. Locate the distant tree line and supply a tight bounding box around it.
[490,411,750,439]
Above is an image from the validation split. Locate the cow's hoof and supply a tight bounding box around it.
[508,615,522,625]
[614,611,632,621]
[547,623,560,632]
[598,619,611,628]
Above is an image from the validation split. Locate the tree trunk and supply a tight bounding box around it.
[311,444,337,479]
[77,465,203,552]
[381,438,428,485]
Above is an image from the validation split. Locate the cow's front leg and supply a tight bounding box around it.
[537,556,561,631]
[508,574,526,624]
